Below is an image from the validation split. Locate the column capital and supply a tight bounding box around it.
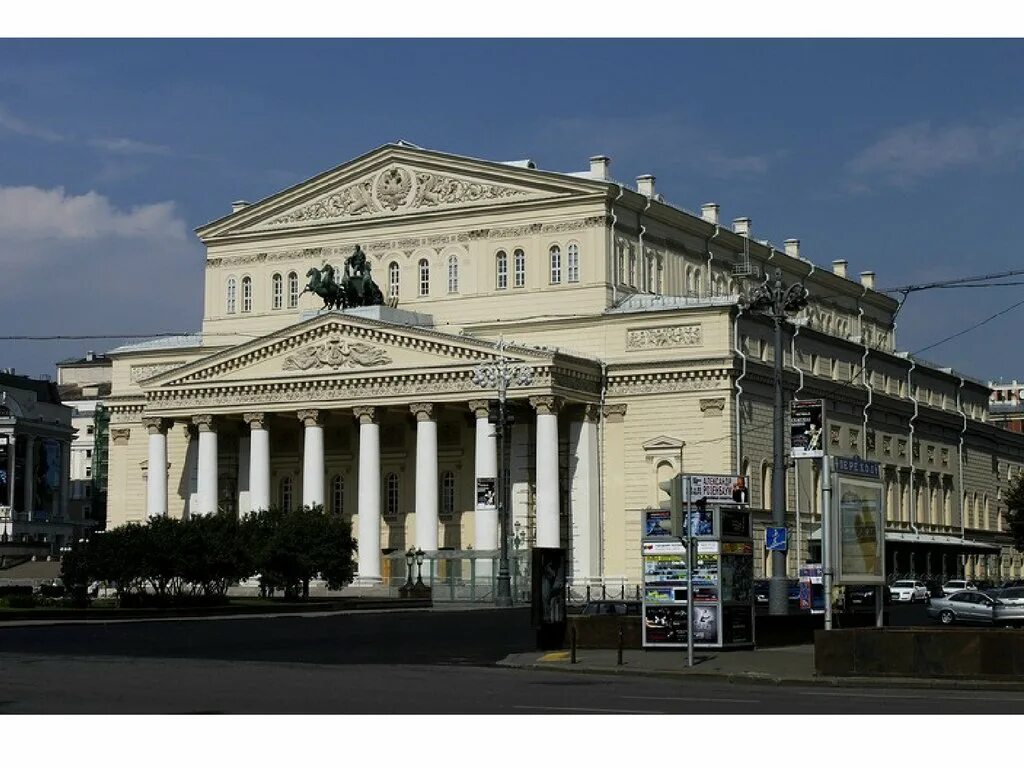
[467,399,491,419]
[352,405,381,425]
[530,395,562,416]
[141,416,167,435]
[409,402,435,421]
[602,403,628,423]
[580,403,601,423]
[243,412,267,430]
[191,414,216,432]
[110,427,131,445]
[297,409,322,427]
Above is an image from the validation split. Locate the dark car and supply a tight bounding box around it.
[848,584,892,606]
[754,580,800,603]
[580,600,641,616]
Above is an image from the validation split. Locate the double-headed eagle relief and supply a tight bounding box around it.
[302,244,385,311]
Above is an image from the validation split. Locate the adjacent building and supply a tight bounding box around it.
[989,380,1024,434]
[102,142,1024,587]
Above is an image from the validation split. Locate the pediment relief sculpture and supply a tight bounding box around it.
[282,332,392,371]
[257,165,535,229]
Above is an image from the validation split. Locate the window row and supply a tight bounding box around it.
[226,273,301,314]
[276,471,458,516]
[495,243,581,290]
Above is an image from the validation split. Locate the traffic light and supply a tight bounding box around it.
[658,474,685,538]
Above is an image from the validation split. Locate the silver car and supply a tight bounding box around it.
[927,590,1024,626]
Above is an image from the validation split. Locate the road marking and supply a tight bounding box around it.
[800,690,1024,702]
[621,695,761,704]
[539,651,570,662]
[513,705,665,714]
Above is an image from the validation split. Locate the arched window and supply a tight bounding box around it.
[645,254,654,291]
[287,271,299,308]
[495,250,508,290]
[628,247,637,287]
[272,273,283,310]
[388,261,400,299]
[513,248,526,288]
[654,255,663,293]
[241,276,252,313]
[225,277,237,314]
[685,266,693,295]
[616,242,625,283]
[441,470,455,518]
[567,243,580,283]
[386,473,400,516]
[549,245,561,284]
[418,259,430,296]
[279,476,293,512]
[331,475,344,516]
[446,254,459,293]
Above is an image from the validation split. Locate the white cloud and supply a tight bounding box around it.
[0,103,65,143]
[848,118,1024,185]
[87,137,173,156]
[0,185,187,248]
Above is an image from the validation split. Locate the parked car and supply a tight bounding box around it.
[1000,580,1024,590]
[991,586,1024,606]
[889,580,929,603]
[581,600,641,616]
[848,584,893,605]
[941,579,978,596]
[927,590,1024,626]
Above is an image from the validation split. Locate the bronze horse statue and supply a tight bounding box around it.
[301,245,385,311]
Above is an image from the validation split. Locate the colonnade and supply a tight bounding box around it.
[142,395,586,584]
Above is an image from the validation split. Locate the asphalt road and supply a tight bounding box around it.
[1,605,1022,714]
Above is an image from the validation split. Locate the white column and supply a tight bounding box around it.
[245,412,270,513]
[3,434,15,538]
[143,417,168,517]
[532,395,562,549]
[23,434,35,516]
[298,409,325,509]
[192,415,218,516]
[469,399,498,561]
[354,406,381,583]
[411,402,439,552]
[569,404,601,583]
[59,439,71,520]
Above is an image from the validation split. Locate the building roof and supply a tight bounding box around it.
[56,352,113,367]
[0,371,63,405]
[107,334,203,355]
[58,382,113,400]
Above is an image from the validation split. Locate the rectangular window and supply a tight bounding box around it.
[567,244,580,283]
[86,425,94,435]
[496,251,508,290]
[514,249,526,288]
[549,246,561,284]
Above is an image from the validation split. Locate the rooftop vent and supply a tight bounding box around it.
[860,271,876,290]
[733,217,752,237]
[784,239,800,258]
[636,174,656,198]
[589,155,611,181]
[231,200,250,213]
[701,203,720,225]
[501,159,537,169]
[832,259,848,278]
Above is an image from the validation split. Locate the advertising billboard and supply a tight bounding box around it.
[834,477,885,585]
[643,604,688,647]
[684,474,751,505]
[791,399,825,459]
[475,477,496,510]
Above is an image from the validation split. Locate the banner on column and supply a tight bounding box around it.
[475,477,496,510]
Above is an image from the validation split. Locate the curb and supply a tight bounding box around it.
[496,658,1024,692]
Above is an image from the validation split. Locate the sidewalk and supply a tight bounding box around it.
[497,644,1024,691]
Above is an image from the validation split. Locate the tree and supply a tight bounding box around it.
[1005,472,1024,552]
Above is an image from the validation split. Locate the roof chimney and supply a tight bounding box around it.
[733,217,751,237]
[701,203,720,225]
[589,155,610,181]
[832,259,848,278]
[783,239,801,258]
[860,271,876,290]
[86,350,94,362]
[636,174,656,197]
[231,200,250,213]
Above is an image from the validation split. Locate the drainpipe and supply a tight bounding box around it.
[790,260,816,566]
[908,358,920,536]
[734,303,748,475]
[705,225,720,300]
[858,286,872,458]
[957,376,967,541]
[598,361,608,580]
[638,193,651,293]
[609,184,624,305]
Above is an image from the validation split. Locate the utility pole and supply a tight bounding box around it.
[745,268,809,616]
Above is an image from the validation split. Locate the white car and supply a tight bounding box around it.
[941,579,977,597]
[890,580,929,603]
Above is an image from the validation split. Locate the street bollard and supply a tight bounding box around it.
[617,625,624,666]
[570,625,577,664]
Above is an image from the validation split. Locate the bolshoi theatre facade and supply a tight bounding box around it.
[104,142,1024,587]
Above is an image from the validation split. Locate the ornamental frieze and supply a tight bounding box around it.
[625,324,703,351]
[282,334,392,371]
[607,375,724,396]
[131,362,186,384]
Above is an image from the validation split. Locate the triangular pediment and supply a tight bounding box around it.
[642,435,686,451]
[142,311,555,389]
[198,143,608,239]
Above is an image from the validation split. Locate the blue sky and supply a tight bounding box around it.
[1,39,1023,383]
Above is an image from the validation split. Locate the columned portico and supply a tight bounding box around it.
[469,399,498,556]
[354,405,382,583]
[192,415,218,516]
[143,416,168,517]
[245,412,270,513]
[570,404,601,583]
[531,395,562,549]
[411,402,438,552]
[298,409,325,508]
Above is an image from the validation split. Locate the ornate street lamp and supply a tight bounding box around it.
[414,547,425,586]
[742,267,809,616]
[471,339,534,607]
[400,546,415,598]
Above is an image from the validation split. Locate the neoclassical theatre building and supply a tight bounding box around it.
[105,142,1024,586]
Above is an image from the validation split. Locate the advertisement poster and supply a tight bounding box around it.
[694,553,719,586]
[475,477,496,510]
[791,399,825,459]
[685,474,751,505]
[644,554,687,584]
[687,505,714,537]
[722,541,753,555]
[720,507,750,538]
[642,540,686,555]
[722,606,753,645]
[643,605,688,646]
[837,479,884,584]
[644,587,675,603]
[720,554,753,602]
[691,604,719,643]
[644,508,673,538]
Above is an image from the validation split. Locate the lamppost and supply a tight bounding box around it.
[471,339,534,607]
[744,267,809,616]
[400,546,415,598]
